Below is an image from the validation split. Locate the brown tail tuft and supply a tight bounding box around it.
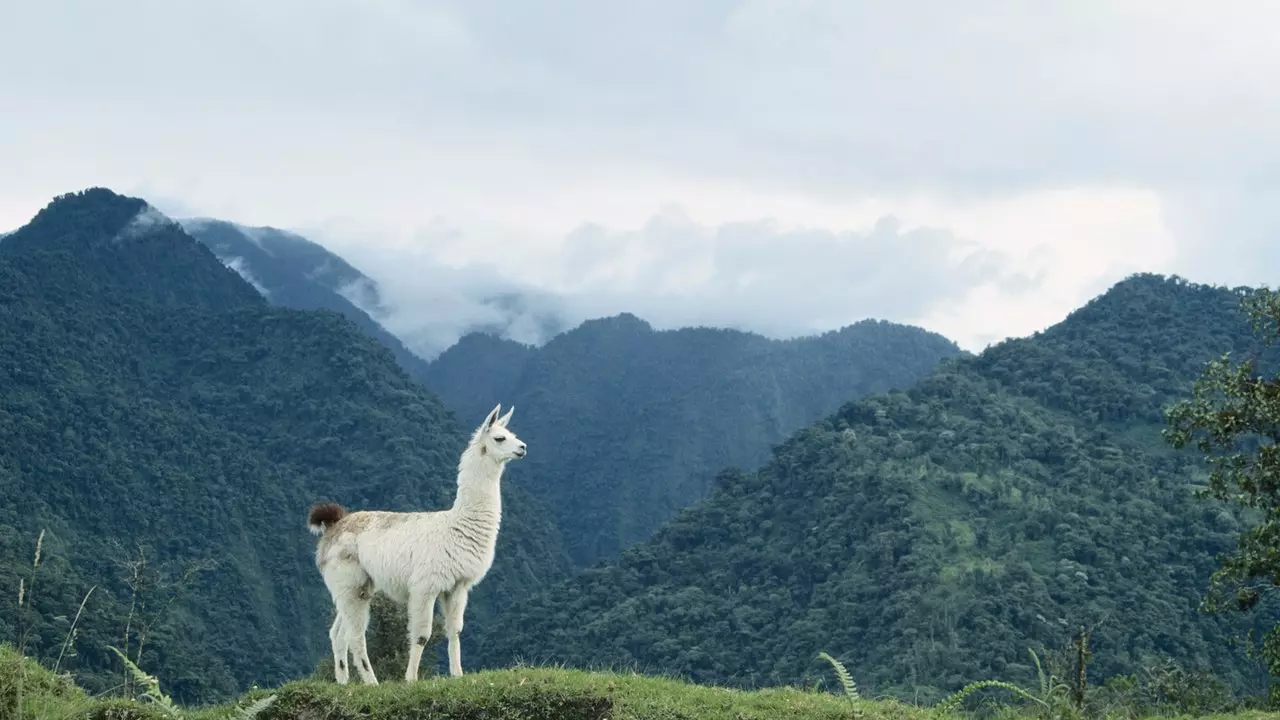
[308,502,347,535]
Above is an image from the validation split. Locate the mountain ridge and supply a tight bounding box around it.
[467,272,1280,701]
[176,209,964,570]
[424,311,962,568]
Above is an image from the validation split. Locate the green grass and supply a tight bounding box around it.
[2,641,932,720]
[9,642,1280,719]
[212,666,939,720]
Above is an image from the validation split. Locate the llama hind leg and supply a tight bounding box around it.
[344,592,378,685]
[404,590,439,681]
[441,586,470,677]
[329,613,350,684]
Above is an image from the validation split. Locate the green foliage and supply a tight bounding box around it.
[5,647,939,720]
[0,188,569,704]
[936,649,1072,719]
[815,651,860,703]
[1,643,92,719]
[425,313,960,569]
[109,645,277,719]
[1164,285,1280,699]
[470,274,1280,702]
[182,220,436,387]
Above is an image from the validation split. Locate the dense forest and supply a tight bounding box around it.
[0,189,569,704]
[423,314,961,566]
[469,274,1280,702]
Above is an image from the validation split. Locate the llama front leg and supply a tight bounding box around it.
[441,586,470,677]
[329,613,350,684]
[405,590,439,681]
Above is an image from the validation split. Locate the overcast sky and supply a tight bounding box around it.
[3,1,1277,352]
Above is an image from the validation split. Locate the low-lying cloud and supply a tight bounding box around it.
[310,207,1035,355]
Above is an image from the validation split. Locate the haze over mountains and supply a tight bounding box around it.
[181,219,568,361]
[183,215,962,567]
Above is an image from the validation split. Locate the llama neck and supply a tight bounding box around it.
[450,445,504,529]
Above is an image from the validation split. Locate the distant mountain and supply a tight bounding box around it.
[423,314,962,567]
[179,215,962,570]
[181,219,434,383]
[0,189,568,704]
[181,219,568,361]
[471,274,1279,701]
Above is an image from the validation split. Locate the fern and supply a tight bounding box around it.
[232,693,278,719]
[108,645,180,717]
[1031,647,1050,699]
[937,647,1077,715]
[937,679,1048,714]
[816,651,860,702]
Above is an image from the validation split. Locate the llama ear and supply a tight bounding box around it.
[497,406,514,427]
[484,404,502,429]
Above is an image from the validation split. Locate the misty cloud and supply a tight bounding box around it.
[222,256,273,298]
[114,205,178,242]
[316,209,1030,355]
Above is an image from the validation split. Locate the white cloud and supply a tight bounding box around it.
[0,1,1274,352]
[114,204,178,242]
[222,257,272,298]
[294,187,1172,353]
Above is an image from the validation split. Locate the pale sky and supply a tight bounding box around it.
[3,1,1277,353]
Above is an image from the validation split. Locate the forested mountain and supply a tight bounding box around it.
[180,215,963,569]
[181,219,434,383]
[470,274,1280,701]
[181,220,567,360]
[422,314,961,566]
[0,189,568,704]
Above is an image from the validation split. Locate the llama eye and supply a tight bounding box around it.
[494,436,506,443]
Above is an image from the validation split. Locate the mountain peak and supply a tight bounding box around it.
[3,187,159,254]
[1,187,264,311]
[578,312,654,334]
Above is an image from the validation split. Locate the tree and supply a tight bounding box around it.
[1164,286,1280,697]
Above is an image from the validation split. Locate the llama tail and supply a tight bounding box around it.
[307,502,347,536]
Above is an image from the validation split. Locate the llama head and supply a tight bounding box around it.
[474,403,526,462]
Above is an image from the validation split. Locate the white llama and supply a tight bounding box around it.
[306,403,526,684]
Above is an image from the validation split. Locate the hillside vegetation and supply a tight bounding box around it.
[425,313,960,567]
[184,217,961,574]
[0,189,568,704]
[182,219,435,385]
[470,274,1280,703]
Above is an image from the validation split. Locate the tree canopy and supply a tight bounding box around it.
[1165,286,1280,700]
[424,314,960,567]
[470,274,1280,702]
